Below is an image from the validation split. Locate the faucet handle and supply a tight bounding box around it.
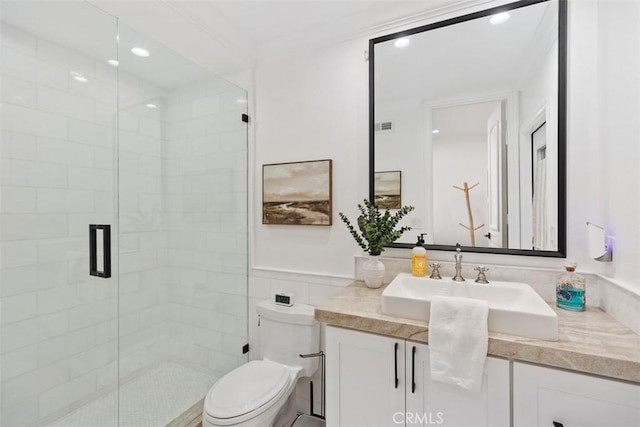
[429,263,442,279]
[474,266,489,284]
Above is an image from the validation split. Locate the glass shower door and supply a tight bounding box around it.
[0,2,119,426]
[116,23,249,426]
[1,3,249,425]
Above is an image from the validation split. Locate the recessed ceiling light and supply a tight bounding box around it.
[131,47,150,57]
[394,38,410,48]
[432,129,440,134]
[490,12,510,25]
[107,59,119,67]
[236,99,248,104]
[146,103,157,109]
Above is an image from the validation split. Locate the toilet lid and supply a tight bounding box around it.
[205,360,291,419]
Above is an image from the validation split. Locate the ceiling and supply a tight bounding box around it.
[1,0,476,88]
[433,101,499,139]
[1,0,487,89]
[89,0,465,77]
[375,0,555,103]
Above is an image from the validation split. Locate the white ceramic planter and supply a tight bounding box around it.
[362,256,385,289]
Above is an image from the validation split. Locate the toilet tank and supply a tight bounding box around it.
[256,300,320,377]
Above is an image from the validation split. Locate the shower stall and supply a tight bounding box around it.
[0,2,249,426]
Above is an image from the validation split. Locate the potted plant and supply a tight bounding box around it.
[339,199,414,288]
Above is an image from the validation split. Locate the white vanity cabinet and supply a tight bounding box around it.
[407,342,509,427]
[326,326,510,426]
[326,325,405,426]
[513,362,640,427]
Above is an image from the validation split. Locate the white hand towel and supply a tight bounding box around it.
[428,295,489,392]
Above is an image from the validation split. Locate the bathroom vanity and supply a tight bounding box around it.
[325,326,510,426]
[317,281,640,426]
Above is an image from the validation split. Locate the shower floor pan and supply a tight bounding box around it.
[47,362,214,427]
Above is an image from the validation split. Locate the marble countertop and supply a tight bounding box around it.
[315,281,640,384]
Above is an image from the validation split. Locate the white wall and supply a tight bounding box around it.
[432,135,488,246]
[250,39,371,412]
[252,39,370,278]
[518,40,559,251]
[595,0,640,290]
[251,0,640,299]
[375,101,428,240]
[248,2,640,405]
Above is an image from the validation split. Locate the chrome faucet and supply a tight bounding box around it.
[452,243,465,282]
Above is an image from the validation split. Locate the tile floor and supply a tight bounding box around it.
[47,362,215,427]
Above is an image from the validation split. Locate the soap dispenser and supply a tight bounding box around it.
[412,234,428,277]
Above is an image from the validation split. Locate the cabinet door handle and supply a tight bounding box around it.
[394,342,399,389]
[411,346,416,393]
[552,423,564,427]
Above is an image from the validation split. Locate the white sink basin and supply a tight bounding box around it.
[381,273,558,340]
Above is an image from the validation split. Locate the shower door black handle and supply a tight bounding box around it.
[90,225,111,278]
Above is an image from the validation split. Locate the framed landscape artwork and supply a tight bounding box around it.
[374,170,402,209]
[262,159,332,225]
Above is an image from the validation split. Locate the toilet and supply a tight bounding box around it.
[202,300,320,427]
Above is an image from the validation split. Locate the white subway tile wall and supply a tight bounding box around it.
[0,21,248,426]
[116,85,168,392]
[163,77,248,377]
[0,21,120,426]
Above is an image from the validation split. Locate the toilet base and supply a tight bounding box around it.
[291,414,325,427]
[272,393,296,427]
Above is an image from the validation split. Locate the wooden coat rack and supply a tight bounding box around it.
[454,181,484,247]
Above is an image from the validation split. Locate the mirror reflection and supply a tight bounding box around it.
[371,0,565,255]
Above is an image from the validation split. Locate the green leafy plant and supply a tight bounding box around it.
[339,199,414,256]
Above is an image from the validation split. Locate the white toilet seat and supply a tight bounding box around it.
[204,360,292,426]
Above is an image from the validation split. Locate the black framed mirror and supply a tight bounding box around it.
[369,0,566,257]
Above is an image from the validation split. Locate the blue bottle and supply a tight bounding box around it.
[556,262,585,312]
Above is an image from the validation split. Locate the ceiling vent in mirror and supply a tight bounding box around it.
[375,121,393,132]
